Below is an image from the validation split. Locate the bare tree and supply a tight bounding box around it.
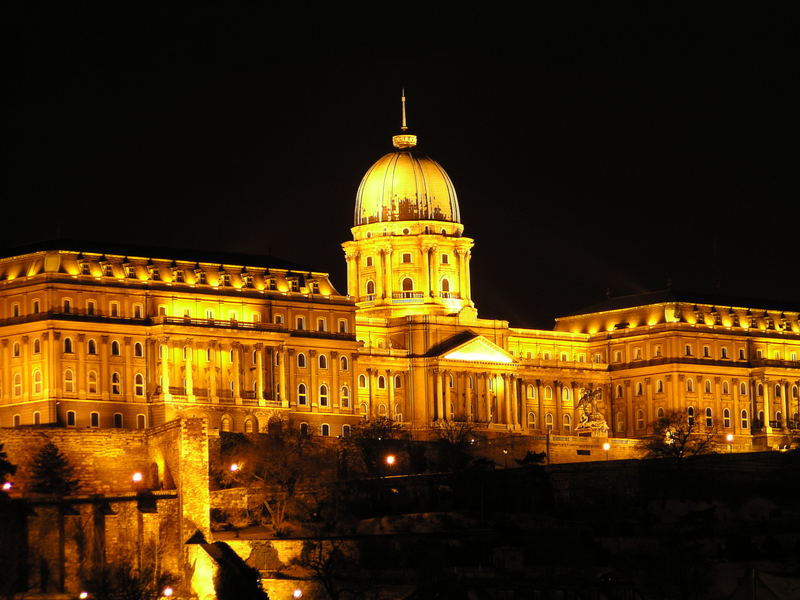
[638,411,718,459]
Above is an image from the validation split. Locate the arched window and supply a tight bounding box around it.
[441,278,450,292]
[740,382,748,396]
[686,378,695,393]
[723,408,731,428]
[563,414,571,431]
[657,407,665,419]
[360,402,368,416]
[13,373,22,396]
[137,414,146,429]
[64,369,74,393]
[394,374,402,388]
[33,338,41,354]
[135,373,145,396]
[88,371,98,394]
[545,412,554,430]
[64,337,74,353]
[529,411,537,428]
[340,355,349,371]
[12,342,20,357]
[319,384,329,407]
[111,340,121,356]
[114,413,123,428]
[340,386,350,408]
[757,383,764,396]
[33,370,42,394]
[401,277,413,291]
[134,342,143,357]
[687,406,695,426]
[297,383,308,405]
[615,412,624,433]
[359,374,367,388]
[244,419,254,433]
[704,380,712,394]
[366,280,375,295]
[615,385,624,399]
[741,409,749,430]
[468,375,474,389]
[684,344,692,356]
[342,424,352,437]
[321,423,331,437]
[793,385,799,399]
[562,387,570,402]
[220,416,231,432]
[775,411,782,427]
[636,409,644,429]
[636,382,643,396]
[378,403,387,416]
[67,411,76,426]
[527,384,536,399]
[13,414,21,427]
[88,339,97,354]
[90,412,100,428]
[111,372,121,395]
[318,354,328,369]
[705,407,713,427]
[378,376,386,389]
[656,379,664,393]
[774,384,782,398]
[33,411,41,425]
[545,386,553,400]
[722,381,730,395]
[297,353,307,368]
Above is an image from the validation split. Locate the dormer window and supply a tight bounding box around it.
[310,281,320,293]
[149,267,160,281]
[290,279,299,292]
[125,265,137,279]
[243,275,254,288]
[174,270,184,283]
[219,273,231,287]
[197,271,207,285]
[103,264,114,277]
[80,262,91,275]
[267,278,277,290]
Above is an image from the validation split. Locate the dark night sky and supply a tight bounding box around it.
[6,7,797,328]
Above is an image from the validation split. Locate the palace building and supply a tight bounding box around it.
[2,105,799,451]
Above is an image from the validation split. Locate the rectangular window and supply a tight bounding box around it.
[317,318,327,332]
[338,319,348,333]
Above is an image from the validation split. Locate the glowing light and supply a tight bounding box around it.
[602,443,611,451]
[293,589,303,599]
[132,472,143,483]
[79,592,89,599]
[385,455,396,466]
[162,587,174,597]
[726,434,734,442]
[2,482,12,491]
[230,463,240,472]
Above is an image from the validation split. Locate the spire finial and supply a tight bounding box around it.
[401,88,408,131]
[392,88,417,149]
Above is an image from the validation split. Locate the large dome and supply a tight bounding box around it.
[354,134,460,226]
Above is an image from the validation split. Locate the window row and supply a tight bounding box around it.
[525,385,578,401]
[7,411,146,429]
[295,384,351,408]
[363,252,452,267]
[10,371,145,396]
[364,277,454,296]
[357,374,404,389]
[295,353,350,370]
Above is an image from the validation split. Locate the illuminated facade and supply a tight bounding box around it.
[1,104,799,450]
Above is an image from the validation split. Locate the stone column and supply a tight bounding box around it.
[309,350,318,409]
[383,249,394,300]
[762,378,772,432]
[465,372,473,422]
[436,370,446,421]
[464,251,473,301]
[503,374,512,426]
[287,348,296,408]
[375,250,385,300]
[732,378,741,434]
[485,373,493,423]
[159,336,171,400]
[255,344,265,406]
[77,334,87,399]
[430,246,440,299]
[644,377,653,433]
[101,335,110,400]
[554,381,563,433]
[1,340,8,399]
[209,341,218,403]
[185,340,194,400]
[279,346,288,408]
[781,380,790,429]
[331,351,340,408]
[22,336,31,402]
[345,252,357,298]
[512,376,520,427]
[422,246,432,298]
[124,337,133,401]
[387,368,395,418]
[536,380,544,431]
[426,370,436,423]
[232,343,242,404]
[714,377,722,429]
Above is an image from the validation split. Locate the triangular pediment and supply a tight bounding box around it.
[441,335,515,363]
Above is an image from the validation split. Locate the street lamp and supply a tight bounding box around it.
[726,433,734,454]
[2,481,12,491]
[230,463,240,473]
[385,454,396,466]
[293,589,303,599]
[161,587,174,598]
[79,592,89,599]
[502,448,509,469]
[602,442,611,461]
